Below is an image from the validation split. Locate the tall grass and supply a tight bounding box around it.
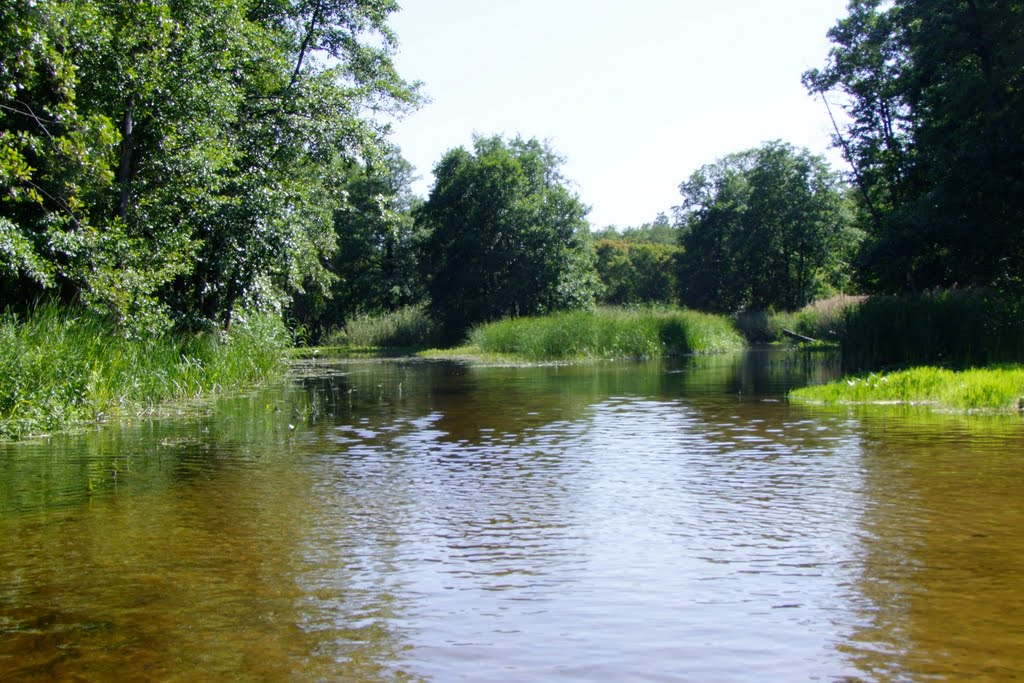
[840,290,1024,371]
[467,307,745,361]
[734,295,867,344]
[0,304,289,439]
[790,365,1024,413]
[323,305,440,349]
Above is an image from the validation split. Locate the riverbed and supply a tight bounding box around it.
[2,350,1022,681]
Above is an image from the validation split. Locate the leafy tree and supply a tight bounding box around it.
[288,147,423,339]
[595,239,679,305]
[416,135,599,339]
[674,141,858,313]
[593,213,678,245]
[805,0,1024,292]
[1,0,419,331]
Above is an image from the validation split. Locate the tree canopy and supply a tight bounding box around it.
[416,135,598,339]
[1,0,419,330]
[674,141,858,313]
[804,0,1024,292]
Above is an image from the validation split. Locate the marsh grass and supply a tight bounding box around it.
[840,290,1024,371]
[0,305,289,439]
[467,307,745,361]
[790,365,1024,413]
[734,295,867,344]
[323,305,440,349]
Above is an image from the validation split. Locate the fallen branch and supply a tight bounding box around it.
[782,328,818,344]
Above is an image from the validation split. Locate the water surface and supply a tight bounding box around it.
[2,350,1022,681]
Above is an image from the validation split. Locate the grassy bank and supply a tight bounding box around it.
[465,307,745,361]
[0,305,289,440]
[790,365,1024,413]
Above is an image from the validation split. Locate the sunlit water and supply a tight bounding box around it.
[2,350,1023,681]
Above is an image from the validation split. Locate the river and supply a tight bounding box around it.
[2,350,1022,681]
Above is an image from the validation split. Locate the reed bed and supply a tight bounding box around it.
[840,290,1024,371]
[0,305,289,439]
[467,307,745,361]
[324,305,440,349]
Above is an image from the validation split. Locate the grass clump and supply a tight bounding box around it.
[323,305,440,349]
[467,306,745,361]
[0,304,289,440]
[790,365,1024,413]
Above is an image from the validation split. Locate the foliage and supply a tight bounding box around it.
[288,148,424,340]
[324,304,439,349]
[594,239,680,305]
[0,303,289,440]
[467,307,745,361]
[790,365,1024,413]
[416,135,600,340]
[839,290,1024,372]
[674,141,860,313]
[1,0,419,331]
[805,0,1024,292]
[592,213,678,245]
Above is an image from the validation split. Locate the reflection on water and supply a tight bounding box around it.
[1,349,1022,681]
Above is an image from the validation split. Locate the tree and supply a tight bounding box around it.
[805,0,1024,292]
[288,147,423,338]
[674,141,857,313]
[594,240,679,305]
[416,135,598,338]
[1,0,420,330]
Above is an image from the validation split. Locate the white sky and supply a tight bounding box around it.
[387,0,851,229]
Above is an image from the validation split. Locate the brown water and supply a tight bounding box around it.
[2,350,1023,681]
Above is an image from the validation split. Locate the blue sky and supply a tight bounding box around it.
[387,0,851,229]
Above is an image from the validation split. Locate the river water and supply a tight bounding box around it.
[2,350,1023,681]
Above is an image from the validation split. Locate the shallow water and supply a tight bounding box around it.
[2,350,1023,681]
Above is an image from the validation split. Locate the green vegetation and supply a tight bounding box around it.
[0,305,289,440]
[416,135,599,341]
[466,307,745,361]
[1,0,418,332]
[322,305,440,350]
[675,141,861,313]
[790,366,1024,414]
[840,291,1024,371]
[805,0,1023,293]
[734,295,866,344]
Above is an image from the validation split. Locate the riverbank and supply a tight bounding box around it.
[0,305,289,440]
[789,365,1024,413]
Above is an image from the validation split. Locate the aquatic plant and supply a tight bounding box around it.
[0,304,289,439]
[790,365,1024,413]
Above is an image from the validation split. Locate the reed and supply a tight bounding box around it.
[325,305,440,349]
[0,304,289,439]
[734,295,867,344]
[467,306,745,361]
[840,290,1024,371]
[790,365,1024,413]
